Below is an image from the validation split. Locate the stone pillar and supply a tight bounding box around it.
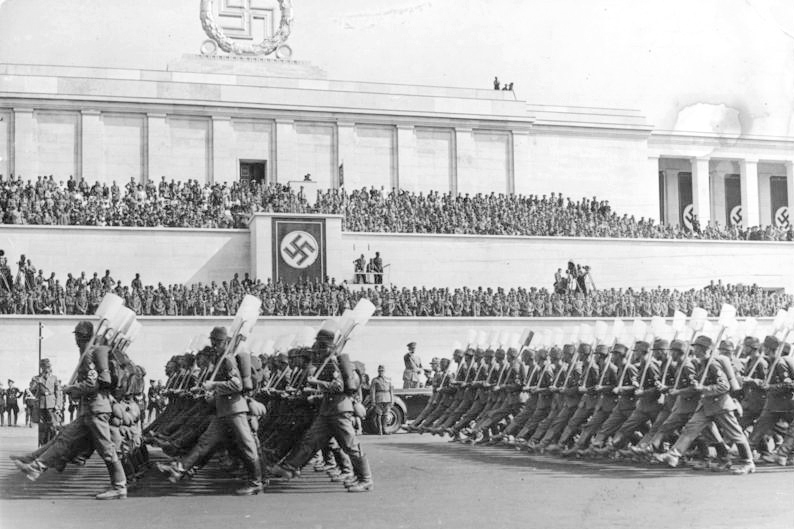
[13,108,35,178]
[81,110,103,184]
[275,119,297,183]
[396,125,416,191]
[212,116,234,183]
[336,121,355,189]
[647,155,661,221]
[455,127,476,195]
[146,113,168,184]
[740,158,760,227]
[512,130,531,195]
[691,157,711,225]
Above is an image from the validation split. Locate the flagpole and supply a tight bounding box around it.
[38,322,42,374]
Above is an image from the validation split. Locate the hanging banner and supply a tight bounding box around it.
[677,172,693,228]
[724,174,742,226]
[770,176,789,228]
[272,217,326,283]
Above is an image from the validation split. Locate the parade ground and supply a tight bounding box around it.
[0,427,792,529]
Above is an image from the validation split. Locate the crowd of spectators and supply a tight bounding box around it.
[0,254,789,318]
[2,174,792,241]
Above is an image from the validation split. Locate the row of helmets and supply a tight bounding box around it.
[448,305,794,353]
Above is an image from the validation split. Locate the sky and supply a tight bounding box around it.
[0,0,793,137]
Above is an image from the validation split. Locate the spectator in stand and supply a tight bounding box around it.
[0,251,791,318]
[2,174,792,241]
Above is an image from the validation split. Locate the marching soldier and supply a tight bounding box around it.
[270,327,373,492]
[14,321,128,499]
[748,335,793,460]
[656,336,755,474]
[554,344,604,454]
[157,327,264,495]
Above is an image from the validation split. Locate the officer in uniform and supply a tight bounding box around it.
[14,321,128,500]
[270,327,373,492]
[31,358,60,445]
[370,365,395,435]
[403,342,423,388]
[157,327,263,495]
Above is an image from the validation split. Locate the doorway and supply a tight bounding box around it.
[240,160,267,184]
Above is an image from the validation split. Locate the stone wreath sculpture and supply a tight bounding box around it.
[200,0,294,56]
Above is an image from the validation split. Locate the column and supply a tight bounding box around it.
[212,116,234,183]
[455,127,475,195]
[740,158,760,227]
[512,130,531,195]
[146,113,168,184]
[691,157,711,225]
[647,155,661,222]
[396,125,416,191]
[13,108,35,178]
[81,110,103,183]
[275,119,297,183]
[336,121,355,188]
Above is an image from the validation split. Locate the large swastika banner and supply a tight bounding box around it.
[273,218,326,283]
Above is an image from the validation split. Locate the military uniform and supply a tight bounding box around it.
[158,327,263,495]
[660,336,754,474]
[15,321,128,499]
[273,334,373,493]
[402,343,423,389]
[370,368,394,435]
[31,359,60,445]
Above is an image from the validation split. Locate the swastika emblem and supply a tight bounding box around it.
[730,205,743,226]
[775,206,790,228]
[682,204,694,231]
[217,0,274,40]
[280,231,319,269]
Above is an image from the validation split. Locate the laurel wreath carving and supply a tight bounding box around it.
[200,0,294,56]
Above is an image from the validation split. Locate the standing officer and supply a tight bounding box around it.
[370,365,395,435]
[14,321,128,499]
[32,358,60,445]
[403,342,423,389]
[5,380,21,427]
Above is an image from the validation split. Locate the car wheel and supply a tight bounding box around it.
[383,405,405,435]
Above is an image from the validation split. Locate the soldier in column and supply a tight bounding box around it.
[14,321,128,500]
[554,344,605,455]
[157,327,264,495]
[269,327,373,492]
[736,336,767,430]
[748,335,794,460]
[611,339,666,458]
[514,346,559,443]
[630,338,678,456]
[571,343,619,456]
[656,336,755,474]
[494,347,540,444]
[408,353,455,431]
[537,342,590,452]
